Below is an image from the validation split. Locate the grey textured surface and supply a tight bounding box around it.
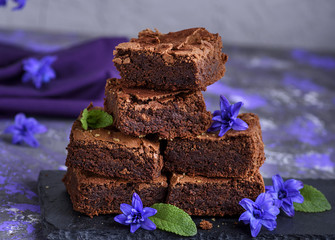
[0,0,335,51]
[0,30,335,239]
[39,171,335,239]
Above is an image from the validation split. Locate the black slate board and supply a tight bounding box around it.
[38,170,335,239]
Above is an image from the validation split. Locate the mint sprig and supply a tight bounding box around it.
[80,108,113,130]
[293,184,331,213]
[149,203,197,237]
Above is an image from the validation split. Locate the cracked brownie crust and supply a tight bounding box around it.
[113,28,228,91]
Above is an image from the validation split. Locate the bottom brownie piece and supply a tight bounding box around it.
[166,172,265,216]
[63,167,168,217]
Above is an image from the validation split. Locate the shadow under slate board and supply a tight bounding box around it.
[38,170,335,240]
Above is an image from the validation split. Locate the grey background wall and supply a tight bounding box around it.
[0,0,334,51]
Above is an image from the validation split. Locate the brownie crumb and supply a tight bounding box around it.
[199,220,213,230]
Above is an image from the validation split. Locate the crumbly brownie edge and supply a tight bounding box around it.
[104,83,212,139]
[66,116,163,181]
[166,172,265,217]
[65,140,163,182]
[164,113,266,177]
[63,168,168,218]
[114,49,227,91]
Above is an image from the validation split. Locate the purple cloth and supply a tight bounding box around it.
[0,37,127,118]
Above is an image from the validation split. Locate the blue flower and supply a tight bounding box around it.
[0,0,26,10]
[114,192,157,233]
[266,174,304,217]
[3,113,47,147]
[207,95,248,137]
[239,193,280,237]
[22,56,57,89]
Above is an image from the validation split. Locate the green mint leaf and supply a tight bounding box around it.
[80,108,89,130]
[293,184,331,213]
[149,203,197,237]
[80,108,113,130]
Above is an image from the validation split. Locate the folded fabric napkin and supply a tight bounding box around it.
[0,37,127,118]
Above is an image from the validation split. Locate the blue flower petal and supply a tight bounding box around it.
[239,198,255,212]
[218,125,230,137]
[15,113,26,126]
[265,185,274,192]
[12,133,23,144]
[142,207,157,218]
[207,125,221,133]
[220,95,230,110]
[273,199,283,208]
[230,102,243,118]
[272,174,284,192]
[208,121,222,130]
[140,218,156,231]
[262,207,279,219]
[120,203,132,215]
[114,214,128,225]
[3,125,16,134]
[238,211,252,224]
[284,179,304,191]
[12,0,26,10]
[23,134,39,148]
[281,200,295,217]
[232,118,249,131]
[130,223,141,233]
[261,219,277,231]
[250,218,262,237]
[288,191,304,204]
[132,192,143,212]
[33,124,48,134]
[212,115,223,122]
[255,192,267,206]
[42,68,56,83]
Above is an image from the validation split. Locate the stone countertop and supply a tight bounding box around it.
[0,30,335,239]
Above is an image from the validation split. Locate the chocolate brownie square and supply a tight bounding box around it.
[66,118,163,182]
[113,28,228,91]
[104,79,212,139]
[164,113,265,177]
[166,172,265,216]
[63,167,168,218]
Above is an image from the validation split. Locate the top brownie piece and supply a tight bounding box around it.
[113,27,228,91]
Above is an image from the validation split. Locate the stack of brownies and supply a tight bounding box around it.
[63,28,266,218]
